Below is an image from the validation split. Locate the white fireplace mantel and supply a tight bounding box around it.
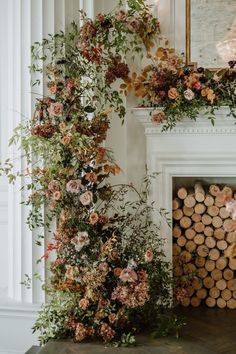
[132,107,236,262]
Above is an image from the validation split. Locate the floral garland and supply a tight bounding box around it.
[0,0,183,347]
[124,47,236,130]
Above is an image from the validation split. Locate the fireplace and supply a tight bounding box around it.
[134,107,236,308]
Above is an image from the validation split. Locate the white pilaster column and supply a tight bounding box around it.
[6,0,81,305]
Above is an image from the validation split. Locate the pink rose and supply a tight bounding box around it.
[119,268,138,283]
[144,249,154,262]
[80,191,93,206]
[47,102,63,117]
[66,179,81,193]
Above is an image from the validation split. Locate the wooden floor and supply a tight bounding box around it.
[26,306,236,354]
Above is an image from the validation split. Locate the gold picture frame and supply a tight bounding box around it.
[185,0,235,70]
[185,0,197,69]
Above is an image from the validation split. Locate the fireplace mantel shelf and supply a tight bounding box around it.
[132,106,236,262]
[132,107,236,135]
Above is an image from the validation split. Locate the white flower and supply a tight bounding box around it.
[184,88,195,101]
[127,259,137,269]
[71,231,90,252]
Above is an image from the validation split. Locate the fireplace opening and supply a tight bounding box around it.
[172,177,236,309]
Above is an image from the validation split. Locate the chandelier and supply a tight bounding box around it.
[216,17,236,65]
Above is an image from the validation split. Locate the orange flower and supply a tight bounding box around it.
[61,135,71,145]
[89,212,99,225]
[207,89,216,104]
[104,164,121,175]
[201,88,208,97]
[114,268,122,277]
[85,172,97,183]
[201,87,215,104]
[168,87,179,100]
[108,313,117,323]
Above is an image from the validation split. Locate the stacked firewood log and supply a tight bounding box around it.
[173,183,236,309]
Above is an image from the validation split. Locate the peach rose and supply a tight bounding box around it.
[89,212,99,225]
[144,249,154,262]
[207,89,215,104]
[61,135,71,145]
[47,102,63,117]
[151,111,166,124]
[168,87,179,100]
[53,191,61,200]
[48,180,60,193]
[201,87,215,104]
[119,268,138,283]
[80,191,93,206]
[79,298,89,310]
[59,122,66,130]
[85,172,97,183]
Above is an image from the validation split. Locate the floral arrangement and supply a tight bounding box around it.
[125,47,236,130]
[1,0,182,347]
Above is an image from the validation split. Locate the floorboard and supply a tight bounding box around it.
[25,306,236,354]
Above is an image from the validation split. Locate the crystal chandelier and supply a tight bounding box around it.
[216,17,236,65]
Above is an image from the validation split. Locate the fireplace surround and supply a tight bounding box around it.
[133,107,236,263]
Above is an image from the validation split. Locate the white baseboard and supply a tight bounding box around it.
[0,350,24,354]
[0,303,40,354]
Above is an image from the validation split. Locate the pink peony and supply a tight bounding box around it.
[80,191,93,206]
[144,249,154,262]
[119,268,138,283]
[66,179,81,193]
[71,231,90,252]
[47,102,63,117]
